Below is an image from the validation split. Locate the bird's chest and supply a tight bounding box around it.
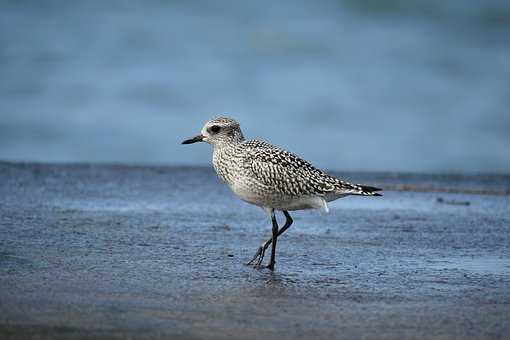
[212,147,244,184]
[212,148,263,204]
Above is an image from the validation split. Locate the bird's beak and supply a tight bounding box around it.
[181,134,204,144]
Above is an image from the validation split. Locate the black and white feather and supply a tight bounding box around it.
[197,117,381,212]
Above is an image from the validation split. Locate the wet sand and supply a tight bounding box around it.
[1,162,509,339]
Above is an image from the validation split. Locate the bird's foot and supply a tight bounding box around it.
[264,262,275,271]
[245,245,266,267]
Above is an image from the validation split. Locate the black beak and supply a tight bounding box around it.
[181,135,204,144]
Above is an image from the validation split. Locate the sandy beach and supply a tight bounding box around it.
[1,162,509,339]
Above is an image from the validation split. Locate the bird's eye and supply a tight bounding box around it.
[209,125,221,133]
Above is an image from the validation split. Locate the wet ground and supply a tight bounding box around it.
[1,162,509,339]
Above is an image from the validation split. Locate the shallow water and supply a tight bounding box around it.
[429,257,510,275]
[1,162,510,338]
[1,0,510,172]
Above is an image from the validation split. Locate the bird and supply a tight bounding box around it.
[182,117,382,270]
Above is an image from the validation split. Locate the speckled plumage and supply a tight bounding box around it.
[199,117,382,212]
[182,117,382,270]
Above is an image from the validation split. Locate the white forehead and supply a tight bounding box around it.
[206,117,239,126]
[202,117,239,130]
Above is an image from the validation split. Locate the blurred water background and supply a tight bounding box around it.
[1,0,509,173]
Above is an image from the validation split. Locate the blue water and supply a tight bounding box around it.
[1,0,509,172]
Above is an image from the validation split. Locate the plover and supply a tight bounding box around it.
[182,117,382,270]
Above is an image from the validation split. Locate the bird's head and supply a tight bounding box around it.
[182,117,245,147]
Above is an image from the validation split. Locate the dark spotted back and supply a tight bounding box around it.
[238,140,365,197]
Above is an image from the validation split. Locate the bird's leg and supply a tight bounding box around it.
[265,209,279,270]
[246,244,266,266]
[246,211,293,267]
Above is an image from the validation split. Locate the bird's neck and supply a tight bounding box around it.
[211,132,245,182]
[212,142,237,183]
[212,140,236,158]
[212,133,245,150]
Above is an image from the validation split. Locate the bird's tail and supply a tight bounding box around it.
[353,184,383,196]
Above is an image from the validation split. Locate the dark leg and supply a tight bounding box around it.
[246,211,293,267]
[262,211,292,256]
[266,209,278,270]
[280,211,293,237]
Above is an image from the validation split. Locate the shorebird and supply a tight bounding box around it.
[182,117,382,270]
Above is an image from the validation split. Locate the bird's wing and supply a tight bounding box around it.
[240,140,359,196]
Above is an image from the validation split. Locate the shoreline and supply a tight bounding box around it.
[1,162,509,339]
[1,160,509,196]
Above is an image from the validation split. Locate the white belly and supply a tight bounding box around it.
[274,196,330,212]
[228,179,269,207]
[229,179,336,213]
